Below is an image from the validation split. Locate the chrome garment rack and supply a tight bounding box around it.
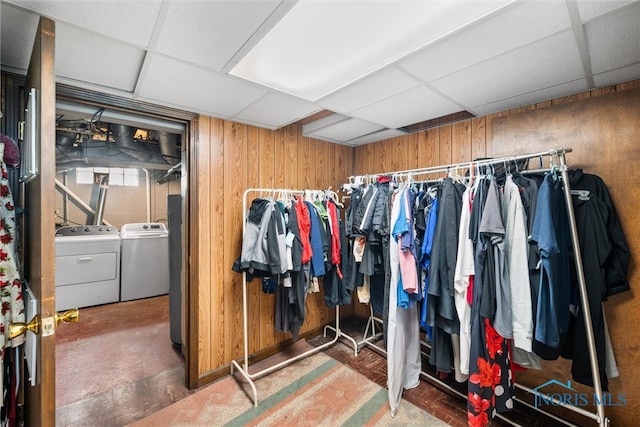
[231,188,349,407]
[344,148,609,427]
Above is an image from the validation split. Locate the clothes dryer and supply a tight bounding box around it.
[55,225,121,310]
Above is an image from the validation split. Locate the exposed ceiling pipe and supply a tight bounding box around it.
[142,168,151,223]
[111,123,153,162]
[156,131,180,165]
[94,175,109,226]
[54,178,114,227]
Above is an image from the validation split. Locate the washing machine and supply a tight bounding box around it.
[55,225,121,311]
[120,223,170,301]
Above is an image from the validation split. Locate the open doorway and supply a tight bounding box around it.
[52,98,190,424]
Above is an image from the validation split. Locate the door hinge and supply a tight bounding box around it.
[18,121,25,141]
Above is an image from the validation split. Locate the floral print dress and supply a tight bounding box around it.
[0,142,25,395]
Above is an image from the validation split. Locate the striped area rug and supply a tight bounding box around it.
[131,346,449,427]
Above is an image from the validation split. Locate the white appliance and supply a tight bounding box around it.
[120,223,170,301]
[55,225,121,310]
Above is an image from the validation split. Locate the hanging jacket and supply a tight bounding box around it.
[567,170,630,297]
[305,201,326,277]
[233,198,286,278]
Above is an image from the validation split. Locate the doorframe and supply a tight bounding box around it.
[49,93,198,389]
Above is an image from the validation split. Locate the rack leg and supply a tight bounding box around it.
[231,360,259,407]
[324,322,359,356]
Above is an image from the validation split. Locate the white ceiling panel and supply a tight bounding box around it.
[399,1,571,83]
[2,0,639,147]
[431,30,584,108]
[232,91,321,130]
[56,22,145,92]
[351,86,462,129]
[585,2,640,74]
[318,67,420,114]
[137,54,268,118]
[469,79,589,118]
[594,63,640,88]
[0,3,39,71]
[576,0,635,22]
[153,0,284,72]
[4,0,161,47]
[306,118,384,143]
[347,129,408,147]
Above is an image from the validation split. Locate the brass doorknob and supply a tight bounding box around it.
[55,308,79,326]
[9,308,79,339]
[9,315,40,340]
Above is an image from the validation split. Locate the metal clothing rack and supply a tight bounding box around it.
[230,187,350,407]
[344,148,609,427]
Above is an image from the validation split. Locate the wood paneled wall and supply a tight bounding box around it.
[189,80,638,425]
[353,80,640,426]
[189,119,353,378]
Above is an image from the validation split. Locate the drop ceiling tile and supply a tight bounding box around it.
[137,54,268,118]
[350,86,462,129]
[306,118,384,143]
[318,67,420,114]
[399,1,571,82]
[594,63,640,88]
[431,30,584,108]
[55,23,145,92]
[154,0,283,72]
[585,2,640,74]
[0,3,39,71]
[4,0,160,46]
[232,92,321,129]
[469,79,588,117]
[576,0,636,22]
[348,129,408,147]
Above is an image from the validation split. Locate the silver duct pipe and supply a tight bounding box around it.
[54,178,114,227]
[94,175,109,225]
[111,124,153,162]
[157,131,180,165]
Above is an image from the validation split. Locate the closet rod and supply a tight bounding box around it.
[348,148,607,427]
[230,187,348,407]
[347,147,572,181]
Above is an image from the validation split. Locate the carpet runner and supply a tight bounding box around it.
[131,344,449,426]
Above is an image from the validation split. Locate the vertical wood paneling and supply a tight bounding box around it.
[470,117,486,159]
[191,81,640,427]
[246,127,261,354]
[438,124,452,165]
[452,120,471,163]
[223,121,247,361]
[258,128,277,350]
[488,86,640,427]
[196,117,212,374]
[392,136,408,172]
[405,133,420,170]
[417,128,439,169]
[283,126,297,188]
[298,127,313,189]
[209,118,226,368]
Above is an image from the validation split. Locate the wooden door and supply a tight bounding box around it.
[23,16,57,426]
